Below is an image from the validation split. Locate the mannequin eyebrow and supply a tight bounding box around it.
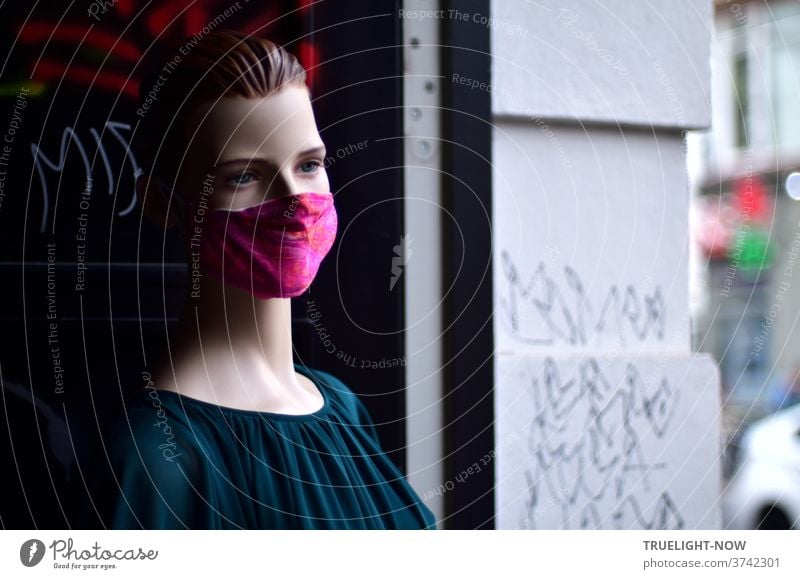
[215,145,327,169]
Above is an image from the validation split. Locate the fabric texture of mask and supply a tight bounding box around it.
[182,192,337,299]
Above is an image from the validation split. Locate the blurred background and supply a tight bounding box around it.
[689,0,800,530]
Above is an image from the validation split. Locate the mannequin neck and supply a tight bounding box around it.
[159,274,299,392]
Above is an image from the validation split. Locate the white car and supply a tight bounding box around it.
[722,404,800,530]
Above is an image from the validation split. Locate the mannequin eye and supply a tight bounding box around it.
[299,160,323,174]
[228,171,258,186]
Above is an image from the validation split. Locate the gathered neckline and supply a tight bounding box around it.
[150,363,331,422]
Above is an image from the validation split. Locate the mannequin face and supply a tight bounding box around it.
[171,84,329,211]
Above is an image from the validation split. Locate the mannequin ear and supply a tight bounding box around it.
[136,172,177,229]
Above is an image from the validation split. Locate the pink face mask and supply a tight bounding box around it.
[176,191,337,299]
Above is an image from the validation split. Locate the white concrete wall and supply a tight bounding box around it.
[491,0,722,529]
[493,122,692,355]
[492,0,712,128]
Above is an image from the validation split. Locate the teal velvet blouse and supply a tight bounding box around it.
[101,364,436,530]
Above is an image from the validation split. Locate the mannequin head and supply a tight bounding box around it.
[134,29,328,229]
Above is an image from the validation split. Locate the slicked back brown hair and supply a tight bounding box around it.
[134,29,308,188]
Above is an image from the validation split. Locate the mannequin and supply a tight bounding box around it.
[138,84,328,415]
[131,27,334,414]
[96,29,437,530]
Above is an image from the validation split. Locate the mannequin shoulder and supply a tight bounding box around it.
[306,367,357,404]
[104,388,203,467]
[305,367,377,429]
